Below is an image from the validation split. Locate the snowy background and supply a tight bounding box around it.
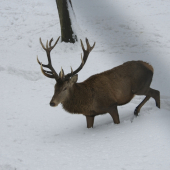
[0,0,170,169]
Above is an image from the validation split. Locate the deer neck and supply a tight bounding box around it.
[62,83,91,114]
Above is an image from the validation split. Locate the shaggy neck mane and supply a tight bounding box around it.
[62,83,92,114]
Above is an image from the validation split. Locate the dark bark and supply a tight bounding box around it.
[56,0,77,43]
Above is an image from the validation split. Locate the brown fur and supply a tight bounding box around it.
[63,60,151,113]
[51,60,160,128]
[141,62,154,73]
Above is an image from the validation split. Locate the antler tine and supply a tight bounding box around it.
[51,36,60,50]
[70,66,73,74]
[86,38,90,51]
[37,55,51,69]
[65,38,95,79]
[37,56,55,76]
[49,38,53,47]
[81,53,84,66]
[46,40,48,49]
[59,67,65,79]
[40,63,55,79]
[90,42,95,51]
[60,67,63,78]
[37,55,41,65]
[39,38,46,50]
[86,38,96,52]
[80,38,95,65]
[39,36,60,51]
[38,37,61,81]
[80,39,85,51]
[62,67,64,78]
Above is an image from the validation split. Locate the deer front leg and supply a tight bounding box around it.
[86,115,95,128]
[109,105,120,124]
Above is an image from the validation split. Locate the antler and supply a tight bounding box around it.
[65,38,95,79]
[37,36,60,81]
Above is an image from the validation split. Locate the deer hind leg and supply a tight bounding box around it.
[150,88,160,108]
[109,106,120,124]
[134,88,160,116]
[134,96,150,116]
[86,115,95,128]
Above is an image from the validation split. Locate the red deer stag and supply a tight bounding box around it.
[37,37,160,128]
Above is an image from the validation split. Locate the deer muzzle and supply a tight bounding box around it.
[50,102,56,107]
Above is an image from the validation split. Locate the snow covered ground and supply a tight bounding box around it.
[0,0,170,169]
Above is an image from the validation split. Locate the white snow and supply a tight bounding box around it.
[0,0,170,170]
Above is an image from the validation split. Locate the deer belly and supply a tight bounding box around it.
[114,88,134,105]
[116,93,134,105]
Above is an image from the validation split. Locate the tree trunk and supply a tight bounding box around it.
[56,0,77,43]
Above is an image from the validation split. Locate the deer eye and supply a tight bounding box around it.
[63,87,67,91]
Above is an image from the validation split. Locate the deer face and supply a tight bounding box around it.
[37,37,95,107]
[50,75,78,107]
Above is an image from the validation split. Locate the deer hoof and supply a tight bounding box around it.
[134,108,139,116]
[156,101,160,109]
[87,125,93,128]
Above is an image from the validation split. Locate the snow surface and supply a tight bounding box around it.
[0,0,170,170]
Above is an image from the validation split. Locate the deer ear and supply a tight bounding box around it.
[70,74,78,84]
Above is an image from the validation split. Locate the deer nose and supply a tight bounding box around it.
[50,102,55,107]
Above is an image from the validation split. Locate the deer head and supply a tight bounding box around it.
[37,37,95,107]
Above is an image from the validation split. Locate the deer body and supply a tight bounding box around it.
[37,37,160,128]
[61,61,153,115]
